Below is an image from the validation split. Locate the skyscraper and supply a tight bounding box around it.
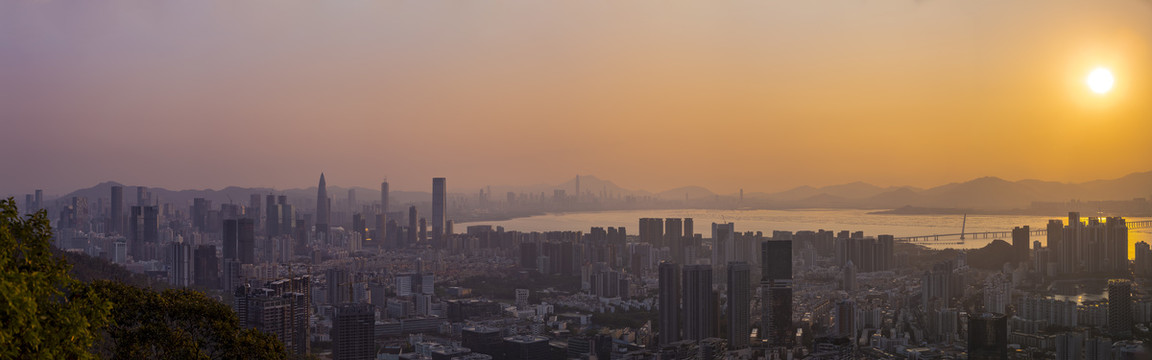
[1048,219,1067,274]
[1106,217,1129,274]
[640,218,664,246]
[110,185,123,234]
[727,261,751,349]
[331,303,376,360]
[327,268,351,305]
[1109,279,1133,339]
[316,173,329,235]
[665,218,684,264]
[129,205,159,261]
[1012,226,1030,263]
[682,264,715,341]
[238,218,255,264]
[193,245,219,289]
[408,205,418,247]
[169,241,192,287]
[236,276,312,356]
[432,177,446,244]
[278,195,293,236]
[380,180,389,214]
[223,219,238,261]
[967,313,1008,360]
[658,262,681,345]
[347,188,356,218]
[711,222,735,283]
[762,240,793,349]
[266,194,280,236]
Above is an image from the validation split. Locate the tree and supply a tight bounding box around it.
[89,270,287,359]
[0,198,111,359]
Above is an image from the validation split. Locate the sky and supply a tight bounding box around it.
[2,0,1151,196]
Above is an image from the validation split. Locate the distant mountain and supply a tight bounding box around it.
[51,170,1152,212]
[757,181,908,203]
[862,171,1152,210]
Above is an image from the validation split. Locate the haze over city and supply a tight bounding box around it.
[4,1,1152,360]
[3,0,1150,195]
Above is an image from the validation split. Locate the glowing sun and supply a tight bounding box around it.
[1086,67,1114,94]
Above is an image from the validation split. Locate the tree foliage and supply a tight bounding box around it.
[89,281,287,359]
[0,198,111,359]
[1,197,288,359]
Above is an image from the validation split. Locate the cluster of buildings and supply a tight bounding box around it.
[23,176,1152,359]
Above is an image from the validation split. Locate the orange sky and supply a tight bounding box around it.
[2,0,1150,195]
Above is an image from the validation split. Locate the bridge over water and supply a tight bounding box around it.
[894,219,1152,244]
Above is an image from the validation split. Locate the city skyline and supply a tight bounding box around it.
[5,0,1152,358]
[3,0,1150,196]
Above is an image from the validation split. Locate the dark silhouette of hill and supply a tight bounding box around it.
[966,239,1017,271]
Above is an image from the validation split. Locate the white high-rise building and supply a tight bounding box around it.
[983,273,1012,314]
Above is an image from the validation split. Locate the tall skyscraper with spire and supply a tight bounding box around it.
[316,173,329,235]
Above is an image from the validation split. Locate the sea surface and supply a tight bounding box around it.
[457,208,1152,257]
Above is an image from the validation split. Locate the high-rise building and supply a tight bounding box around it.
[843,260,857,292]
[658,262,681,345]
[1055,332,1084,360]
[665,218,684,262]
[684,218,694,242]
[223,219,238,261]
[762,240,793,349]
[408,206,418,247]
[380,180,389,214]
[432,177,447,245]
[169,241,192,287]
[418,218,427,243]
[327,268,352,305]
[266,195,280,236]
[1136,241,1152,277]
[682,264,715,341]
[193,245,219,289]
[237,218,255,264]
[1048,219,1068,274]
[1109,279,1133,339]
[236,276,312,356]
[1012,226,1030,263]
[110,186,123,234]
[967,313,1008,360]
[711,222,735,283]
[134,187,144,207]
[640,218,664,246]
[727,261,751,349]
[374,213,386,248]
[278,196,294,236]
[347,188,356,219]
[835,299,856,339]
[332,303,375,360]
[249,194,262,221]
[129,205,159,261]
[316,173,329,235]
[1106,217,1129,274]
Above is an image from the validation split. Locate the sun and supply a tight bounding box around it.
[1086,67,1114,94]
